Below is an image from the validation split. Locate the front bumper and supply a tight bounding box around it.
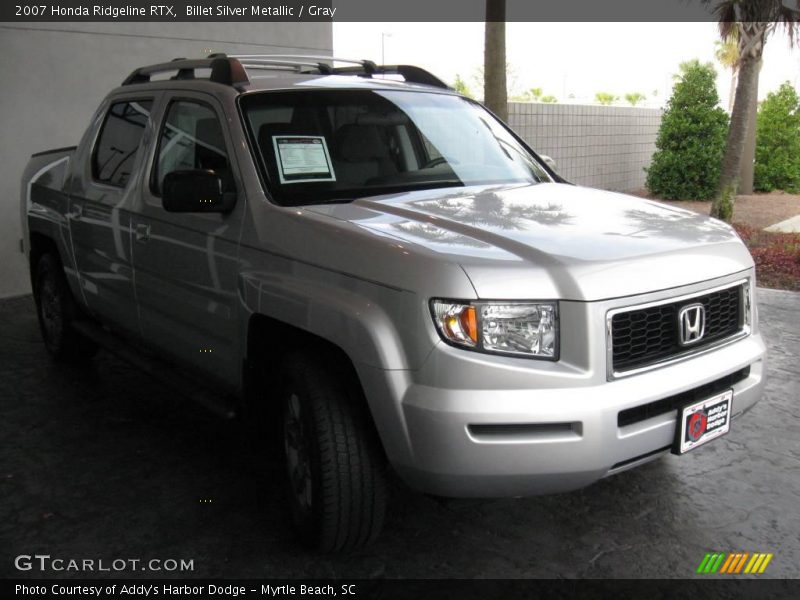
[395,337,764,497]
[358,276,766,498]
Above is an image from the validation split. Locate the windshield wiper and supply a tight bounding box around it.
[320,180,465,202]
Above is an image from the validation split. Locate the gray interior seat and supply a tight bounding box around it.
[333,124,395,185]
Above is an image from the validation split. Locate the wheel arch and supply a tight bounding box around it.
[246,311,366,394]
[243,312,381,447]
[28,232,60,295]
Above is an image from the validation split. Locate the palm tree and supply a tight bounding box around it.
[624,92,647,106]
[452,74,473,98]
[706,0,799,222]
[714,37,739,111]
[484,0,508,121]
[595,92,618,105]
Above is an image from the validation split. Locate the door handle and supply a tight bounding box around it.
[135,223,151,243]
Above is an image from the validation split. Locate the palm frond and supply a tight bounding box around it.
[703,0,800,47]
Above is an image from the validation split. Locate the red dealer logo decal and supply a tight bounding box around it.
[687,412,708,441]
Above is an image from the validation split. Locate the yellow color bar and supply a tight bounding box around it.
[734,553,750,573]
[744,553,762,574]
[758,553,774,574]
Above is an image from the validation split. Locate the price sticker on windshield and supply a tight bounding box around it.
[272,136,336,184]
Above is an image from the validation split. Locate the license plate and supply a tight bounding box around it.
[673,389,733,455]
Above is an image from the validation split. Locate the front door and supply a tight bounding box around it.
[132,93,244,390]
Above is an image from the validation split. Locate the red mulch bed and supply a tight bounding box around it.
[733,225,800,292]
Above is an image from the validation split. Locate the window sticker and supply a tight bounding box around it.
[272,135,336,184]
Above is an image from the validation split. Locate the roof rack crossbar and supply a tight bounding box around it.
[231,54,366,76]
[229,56,431,83]
[121,54,451,91]
[230,54,363,66]
[331,64,450,89]
[236,58,325,70]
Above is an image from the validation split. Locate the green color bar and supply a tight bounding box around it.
[710,553,727,573]
[704,553,719,573]
[697,553,713,574]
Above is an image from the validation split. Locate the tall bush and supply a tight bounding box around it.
[754,82,800,193]
[646,60,729,200]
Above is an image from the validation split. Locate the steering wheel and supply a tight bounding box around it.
[422,157,448,169]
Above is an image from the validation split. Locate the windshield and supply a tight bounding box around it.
[240,89,552,206]
[241,90,550,205]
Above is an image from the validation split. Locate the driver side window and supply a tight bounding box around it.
[152,100,231,196]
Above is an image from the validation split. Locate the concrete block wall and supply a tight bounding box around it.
[507,103,663,193]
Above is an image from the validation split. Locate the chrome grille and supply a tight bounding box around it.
[611,284,743,373]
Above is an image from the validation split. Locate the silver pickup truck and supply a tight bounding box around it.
[21,55,766,552]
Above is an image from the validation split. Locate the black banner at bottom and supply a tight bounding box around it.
[5,579,800,600]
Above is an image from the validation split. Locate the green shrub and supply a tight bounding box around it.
[646,60,729,200]
[754,82,800,193]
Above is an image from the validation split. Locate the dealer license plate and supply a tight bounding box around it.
[673,389,732,455]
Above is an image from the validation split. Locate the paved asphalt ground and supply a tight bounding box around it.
[1,289,798,579]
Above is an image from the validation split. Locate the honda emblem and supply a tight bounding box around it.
[679,303,706,346]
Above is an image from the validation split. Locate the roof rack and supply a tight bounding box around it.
[233,55,449,88]
[121,54,450,90]
[121,56,249,87]
[331,64,449,89]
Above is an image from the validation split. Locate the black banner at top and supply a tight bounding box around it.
[0,0,762,23]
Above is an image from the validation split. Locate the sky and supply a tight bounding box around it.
[333,22,800,108]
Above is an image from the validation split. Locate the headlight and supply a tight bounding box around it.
[431,300,558,359]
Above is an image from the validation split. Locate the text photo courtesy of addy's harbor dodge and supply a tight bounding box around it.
[15,583,353,597]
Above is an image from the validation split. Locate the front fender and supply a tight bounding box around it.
[238,256,436,371]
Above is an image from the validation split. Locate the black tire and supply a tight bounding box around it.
[281,352,387,552]
[34,253,97,361]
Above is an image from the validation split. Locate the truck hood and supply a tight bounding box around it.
[305,183,753,301]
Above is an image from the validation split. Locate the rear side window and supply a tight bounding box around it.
[152,100,231,195]
[92,100,153,187]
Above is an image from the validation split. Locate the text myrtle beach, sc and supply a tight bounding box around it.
[20,4,337,18]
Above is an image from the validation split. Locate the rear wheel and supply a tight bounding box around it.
[281,352,387,552]
[34,253,96,361]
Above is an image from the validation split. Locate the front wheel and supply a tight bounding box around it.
[281,353,387,552]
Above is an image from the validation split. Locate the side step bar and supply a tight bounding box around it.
[72,321,237,420]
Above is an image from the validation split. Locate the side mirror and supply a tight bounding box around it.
[162,170,236,213]
[540,154,558,173]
